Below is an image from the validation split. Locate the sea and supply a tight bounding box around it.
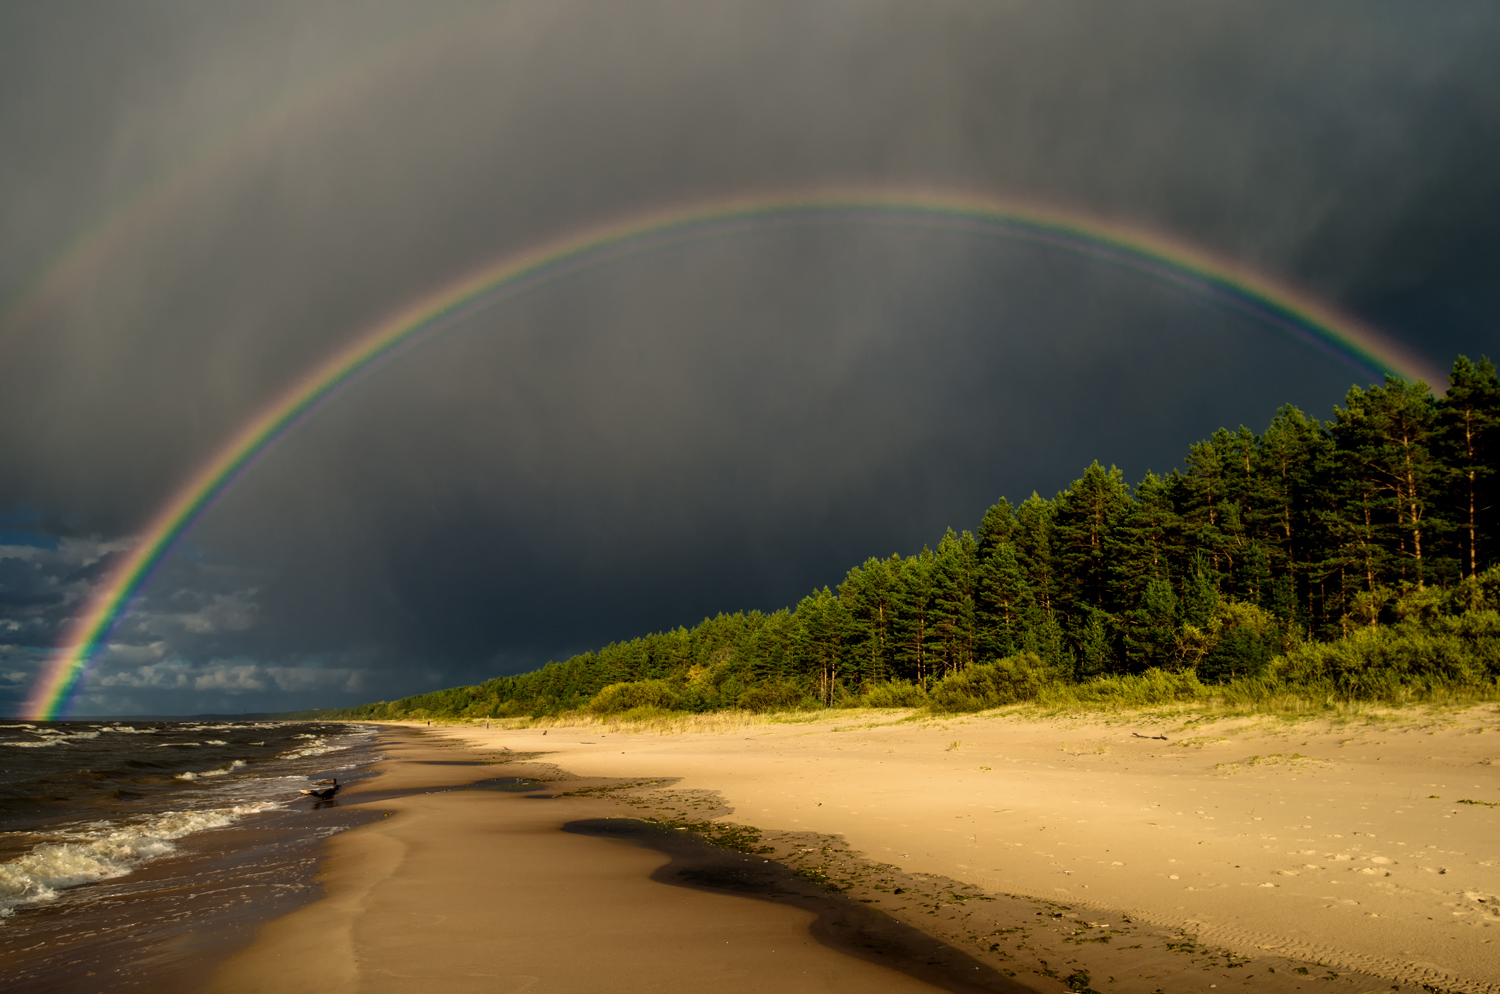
[0,718,381,993]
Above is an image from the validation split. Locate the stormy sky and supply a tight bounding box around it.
[2,1,1497,716]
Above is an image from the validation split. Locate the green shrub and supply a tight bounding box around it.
[832,683,865,708]
[676,680,718,712]
[737,681,811,713]
[862,679,929,708]
[1394,567,1500,622]
[587,680,681,715]
[490,699,530,718]
[1040,667,1206,708]
[1269,610,1500,699]
[929,653,1057,712]
[527,694,560,717]
[1199,602,1285,683]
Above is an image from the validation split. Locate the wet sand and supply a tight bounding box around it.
[207,728,1010,994]
[212,708,1500,993]
[0,790,381,994]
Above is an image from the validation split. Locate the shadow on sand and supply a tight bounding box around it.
[564,817,1039,994]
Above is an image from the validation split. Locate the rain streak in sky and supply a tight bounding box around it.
[1,1,1498,715]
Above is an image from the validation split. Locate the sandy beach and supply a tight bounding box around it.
[210,706,1500,994]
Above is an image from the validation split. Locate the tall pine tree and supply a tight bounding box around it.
[1438,356,1500,578]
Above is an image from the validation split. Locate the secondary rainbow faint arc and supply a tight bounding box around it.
[23,188,1441,720]
[0,4,493,353]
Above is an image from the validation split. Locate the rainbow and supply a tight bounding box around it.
[22,188,1441,720]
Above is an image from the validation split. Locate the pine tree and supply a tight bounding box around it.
[747,609,794,685]
[976,542,1030,660]
[792,588,844,704]
[1180,551,1220,627]
[1181,436,1229,567]
[977,497,1018,560]
[893,550,937,684]
[930,531,964,677]
[954,530,980,671]
[1331,377,1444,587]
[1254,405,1332,625]
[1021,603,1069,671]
[837,556,900,687]
[1111,472,1182,669]
[1438,356,1500,578]
[1126,576,1179,671]
[1325,464,1388,620]
[1013,494,1058,614]
[928,530,980,672]
[1120,473,1180,584]
[1075,607,1117,677]
[1218,426,1260,508]
[1235,542,1272,607]
[1052,462,1133,610]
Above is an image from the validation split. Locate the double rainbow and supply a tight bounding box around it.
[22,189,1440,720]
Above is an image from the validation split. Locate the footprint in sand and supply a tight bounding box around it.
[1464,892,1500,916]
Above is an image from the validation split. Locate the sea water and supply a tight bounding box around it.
[0,718,380,991]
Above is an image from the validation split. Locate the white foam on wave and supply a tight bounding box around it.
[3,730,100,748]
[280,739,341,760]
[276,726,373,763]
[174,760,248,781]
[100,725,156,734]
[0,801,280,917]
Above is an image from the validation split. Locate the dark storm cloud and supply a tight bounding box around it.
[1,1,1497,714]
[0,530,118,705]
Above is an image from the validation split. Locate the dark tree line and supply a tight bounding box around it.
[339,358,1500,720]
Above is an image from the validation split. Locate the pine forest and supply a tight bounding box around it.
[332,357,1500,720]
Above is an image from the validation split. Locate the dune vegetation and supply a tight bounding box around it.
[325,358,1500,723]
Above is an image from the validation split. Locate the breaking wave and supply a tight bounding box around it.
[0,802,279,917]
[3,730,102,748]
[174,760,248,781]
[280,738,341,760]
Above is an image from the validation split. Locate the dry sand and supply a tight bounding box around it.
[211,706,1500,994]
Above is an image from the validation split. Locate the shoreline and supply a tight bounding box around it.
[0,803,383,994]
[0,722,382,994]
[213,708,1500,992]
[209,725,1002,994]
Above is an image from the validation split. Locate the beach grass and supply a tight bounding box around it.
[397,690,1500,742]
